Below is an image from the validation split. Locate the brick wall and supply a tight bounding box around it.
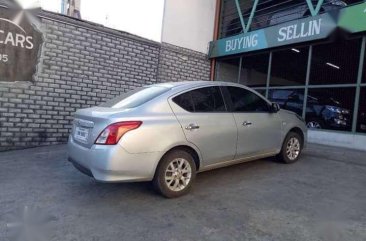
[158,42,211,82]
[0,11,211,151]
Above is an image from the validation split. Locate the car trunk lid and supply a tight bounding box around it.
[71,107,132,148]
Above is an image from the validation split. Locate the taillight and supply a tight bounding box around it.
[95,121,142,145]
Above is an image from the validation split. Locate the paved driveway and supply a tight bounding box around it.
[0,144,365,241]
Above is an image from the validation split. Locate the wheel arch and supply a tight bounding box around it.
[156,144,202,172]
[288,127,305,146]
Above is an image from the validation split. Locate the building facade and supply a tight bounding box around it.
[210,0,366,150]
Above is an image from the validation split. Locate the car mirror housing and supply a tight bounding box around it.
[271,103,280,113]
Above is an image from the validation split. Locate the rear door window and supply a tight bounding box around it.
[100,86,170,108]
[226,86,270,112]
[172,92,195,112]
[173,87,226,112]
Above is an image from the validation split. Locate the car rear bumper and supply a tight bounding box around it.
[67,136,163,182]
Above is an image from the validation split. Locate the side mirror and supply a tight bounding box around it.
[271,103,280,113]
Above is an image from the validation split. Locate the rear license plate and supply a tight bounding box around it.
[74,126,89,142]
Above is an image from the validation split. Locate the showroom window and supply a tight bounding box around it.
[305,88,356,131]
[270,47,309,86]
[215,57,240,83]
[309,38,361,85]
[357,88,366,133]
[214,36,366,134]
[363,46,366,83]
[239,53,269,87]
[268,89,305,116]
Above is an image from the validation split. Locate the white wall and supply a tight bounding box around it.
[308,130,366,151]
[161,0,216,54]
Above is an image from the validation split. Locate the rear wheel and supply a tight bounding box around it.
[278,132,303,164]
[153,150,196,198]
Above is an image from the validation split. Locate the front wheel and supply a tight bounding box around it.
[153,150,196,198]
[278,132,303,164]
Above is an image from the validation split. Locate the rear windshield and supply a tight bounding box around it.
[100,86,170,108]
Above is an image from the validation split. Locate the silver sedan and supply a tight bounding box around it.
[68,81,307,198]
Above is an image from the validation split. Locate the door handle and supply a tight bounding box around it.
[185,123,200,130]
[242,121,252,126]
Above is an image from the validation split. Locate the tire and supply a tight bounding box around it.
[278,132,303,164]
[306,119,323,129]
[153,149,196,198]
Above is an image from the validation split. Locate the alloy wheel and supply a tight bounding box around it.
[164,158,192,192]
[286,137,301,161]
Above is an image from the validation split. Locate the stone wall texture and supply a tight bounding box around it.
[0,11,211,151]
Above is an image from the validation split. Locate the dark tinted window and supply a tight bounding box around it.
[173,87,226,112]
[270,47,309,86]
[268,89,305,116]
[305,88,355,131]
[310,38,361,85]
[357,88,366,133]
[172,92,194,112]
[191,87,226,112]
[254,89,266,97]
[227,86,269,112]
[100,86,170,108]
[269,89,304,101]
[239,53,269,87]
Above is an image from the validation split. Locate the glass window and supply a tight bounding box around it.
[270,47,309,86]
[305,88,355,131]
[172,92,194,112]
[174,87,226,112]
[219,0,355,38]
[220,0,252,38]
[343,0,365,5]
[357,88,366,133]
[363,46,366,83]
[239,53,269,87]
[100,86,170,108]
[253,89,266,97]
[268,89,305,116]
[227,86,269,112]
[191,87,226,112]
[215,57,240,83]
[310,38,361,85]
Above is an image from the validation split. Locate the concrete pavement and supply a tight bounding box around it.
[0,144,365,241]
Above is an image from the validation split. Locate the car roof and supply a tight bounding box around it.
[152,81,245,89]
[143,81,271,106]
[151,81,269,100]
